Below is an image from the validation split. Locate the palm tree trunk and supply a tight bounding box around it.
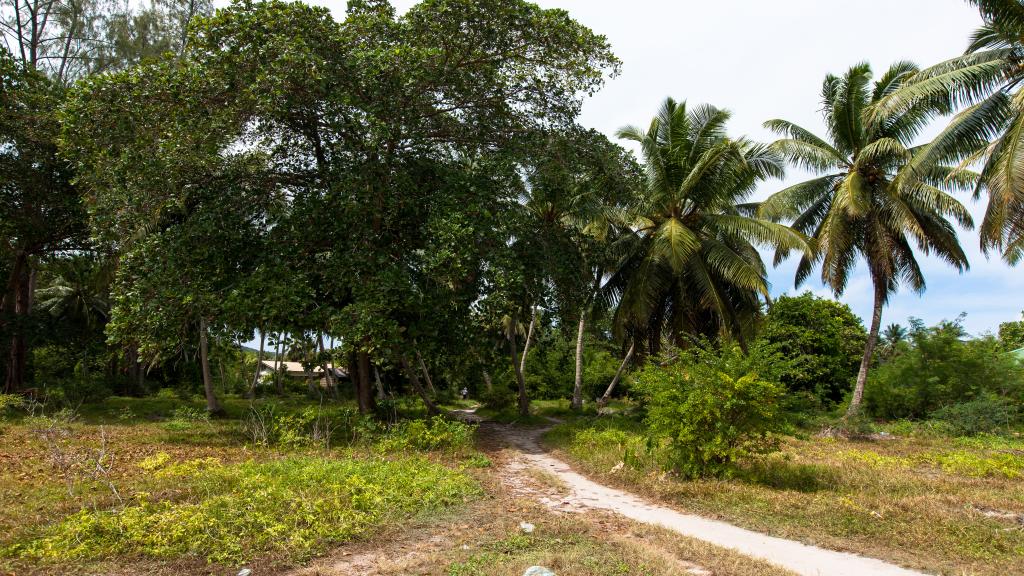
[519,305,537,375]
[599,341,635,408]
[355,346,376,414]
[199,318,224,416]
[248,330,265,398]
[401,353,441,416]
[415,348,437,396]
[846,283,885,419]
[373,366,385,399]
[273,334,283,394]
[570,313,587,410]
[508,313,530,416]
[318,332,336,398]
[481,368,493,392]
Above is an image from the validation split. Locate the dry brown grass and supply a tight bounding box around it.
[545,420,1024,576]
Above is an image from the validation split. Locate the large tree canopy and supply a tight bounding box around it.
[60,0,621,412]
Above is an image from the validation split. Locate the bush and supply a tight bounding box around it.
[378,416,476,454]
[757,292,866,406]
[930,394,1019,436]
[12,455,479,564]
[478,386,515,410]
[864,319,1024,421]
[634,342,789,478]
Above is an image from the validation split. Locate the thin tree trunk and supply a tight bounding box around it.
[599,342,635,408]
[508,313,530,416]
[248,330,265,398]
[318,332,337,398]
[846,282,885,419]
[415,349,437,396]
[273,334,283,394]
[519,305,537,375]
[481,368,493,392]
[373,366,385,399]
[570,313,587,411]
[355,348,375,414]
[401,353,440,416]
[199,318,224,416]
[3,254,29,393]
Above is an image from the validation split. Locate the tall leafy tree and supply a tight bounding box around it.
[0,52,81,392]
[759,62,973,417]
[871,0,1024,263]
[608,98,806,355]
[62,0,620,414]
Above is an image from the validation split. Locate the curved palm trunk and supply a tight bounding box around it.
[415,348,437,396]
[401,353,440,416]
[199,318,224,416]
[519,305,537,375]
[508,313,530,416]
[598,341,635,408]
[570,313,587,410]
[846,283,885,419]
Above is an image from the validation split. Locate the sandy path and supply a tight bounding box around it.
[486,422,930,576]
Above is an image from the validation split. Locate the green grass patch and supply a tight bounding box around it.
[9,454,479,565]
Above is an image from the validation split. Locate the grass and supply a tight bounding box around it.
[0,395,483,573]
[312,480,797,576]
[544,414,1024,576]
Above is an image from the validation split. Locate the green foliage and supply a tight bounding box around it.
[999,312,1024,351]
[758,292,867,405]
[610,98,805,349]
[864,319,1024,424]
[930,394,1020,436]
[634,343,789,477]
[0,394,25,417]
[11,455,478,564]
[378,416,476,454]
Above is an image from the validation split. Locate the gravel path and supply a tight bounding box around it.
[487,422,930,576]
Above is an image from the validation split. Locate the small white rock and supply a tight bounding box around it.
[519,521,535,533]
[523,567,555,576]
[238,569,252,576]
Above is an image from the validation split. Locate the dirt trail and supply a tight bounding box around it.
[485,422,929,576]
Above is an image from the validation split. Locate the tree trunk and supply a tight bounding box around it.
[318,332,337,398]
[846,282,885,419]
[401,353,441,416]
[273,334,283,394]
[570,313,587,411]
[373,366,385,399]
[481,368,493,392]
[355,348,375,414]
[3,254,30,393]
[199,318,224,416]
[599,342,635,408]
[415,348,436,396]
[248,330,265,398]
[519,305,537,375]
[508,313,530,416]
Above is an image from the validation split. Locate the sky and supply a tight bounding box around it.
[304,0,1020,335]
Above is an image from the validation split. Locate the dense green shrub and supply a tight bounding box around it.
[12,455,478,563]
[930,394,1019,436]
[757,292,866,406]
[634,343,789,478]
[378,416,476,454]
[864,319,1024,423]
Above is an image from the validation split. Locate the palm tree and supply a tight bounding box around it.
[608,98,807,354]
[880,322,908,360]
[36,255,112,329]
[871,0,1024,263]
[759,63,973,418]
